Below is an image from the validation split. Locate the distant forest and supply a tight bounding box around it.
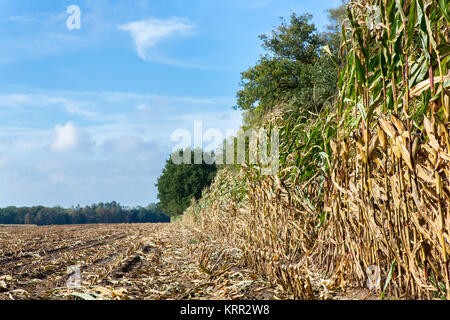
[0,202,170,225]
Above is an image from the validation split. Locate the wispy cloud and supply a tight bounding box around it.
[0,88,240,152]
[0,92,100,119]
[0,89,234,115]
[118,17,195,61]
[0,10,83,64]
[0,16,39,23]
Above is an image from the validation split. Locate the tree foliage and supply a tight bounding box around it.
[156,149,217,216]
[236,12,343,126]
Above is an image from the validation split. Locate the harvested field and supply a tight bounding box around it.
[0,223,287,300]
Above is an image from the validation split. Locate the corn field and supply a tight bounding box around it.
[320,0,450,299]
[184,0,450,299]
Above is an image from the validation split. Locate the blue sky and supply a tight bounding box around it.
[0,0,339,207]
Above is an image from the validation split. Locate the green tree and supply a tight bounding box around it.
[236,8,346,126]
[156,149,217,216]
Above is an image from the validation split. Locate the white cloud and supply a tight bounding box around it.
[50,122,93,153]
[118,17,195,61]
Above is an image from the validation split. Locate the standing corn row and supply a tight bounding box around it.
[322,0,450,298]
[183,108,330,299]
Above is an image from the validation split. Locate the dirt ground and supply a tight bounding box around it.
[0,223,293,300]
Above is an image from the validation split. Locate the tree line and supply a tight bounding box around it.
[0,202,170,225]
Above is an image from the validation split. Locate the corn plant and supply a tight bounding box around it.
[320,0,450,299]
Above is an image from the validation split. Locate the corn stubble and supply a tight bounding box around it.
[184,0,450,299]
[1,223,283,300]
